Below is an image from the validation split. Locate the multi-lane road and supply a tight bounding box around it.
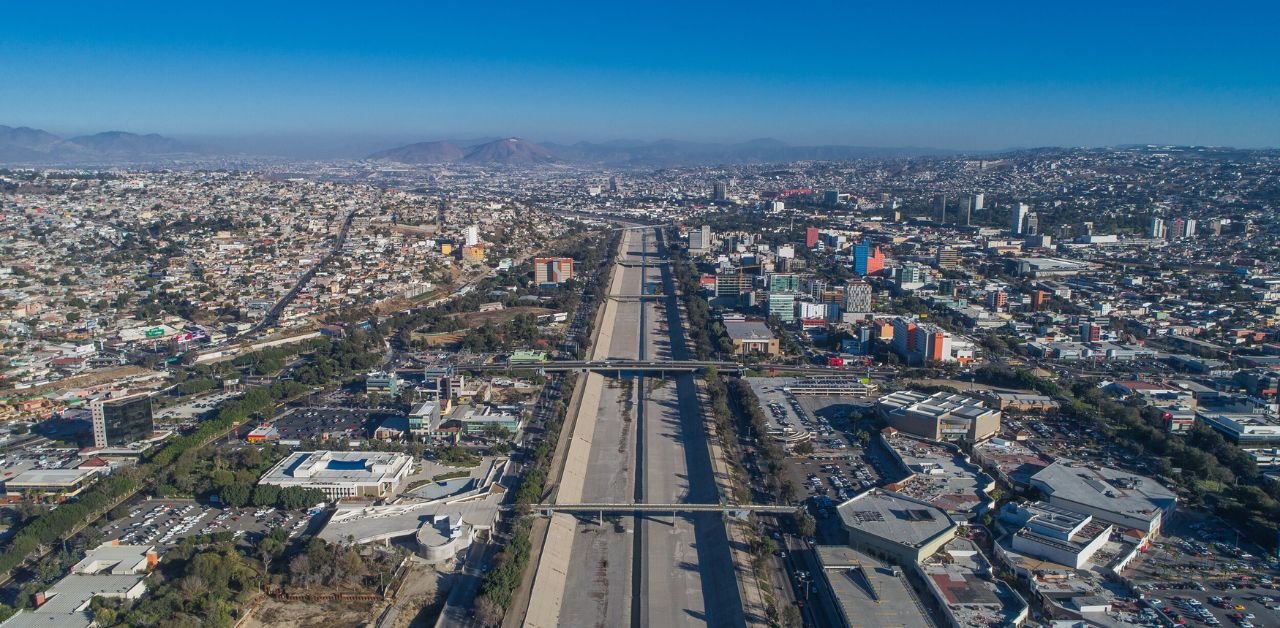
[524,227,744,627]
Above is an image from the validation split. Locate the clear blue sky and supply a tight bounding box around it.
[3,0,1278,149]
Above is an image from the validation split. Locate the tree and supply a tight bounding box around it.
[793,441,814,456]
[221,483,250,508]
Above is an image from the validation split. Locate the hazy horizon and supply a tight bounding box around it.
[4,1,1279,151]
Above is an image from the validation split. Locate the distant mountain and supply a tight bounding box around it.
[0,126,195,163]
[461,137,555,165]
[0,125,88,161]
[368,140,465,164]
[68,131,192,155]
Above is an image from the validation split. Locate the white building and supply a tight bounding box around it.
[258,450,414,499]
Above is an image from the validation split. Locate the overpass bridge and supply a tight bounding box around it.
[468,359,742,374]
[538,502,799,518]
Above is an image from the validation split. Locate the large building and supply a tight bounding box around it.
[1196,410,1280,445]
[836,489,958,565]
[259,450,414,500]
[90,391,154,449]
[1012,202,1030,235]
[876,390,1002,442]
[689,224,713,253]
[1001,502,1114,569]
[890,317,955,365]
[2,543,157,628]
[842,281,872,313]
[1029,460,1176,535]
[853,240,885,276]
[766,292,796,322]
[714,271,753,298]
[723,320,780,357]
[533,257,574,287]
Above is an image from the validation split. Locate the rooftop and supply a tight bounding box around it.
[723,320,775,341]
[815,546,936,628]
[836,489,956,549]
[1031,460,1176,523]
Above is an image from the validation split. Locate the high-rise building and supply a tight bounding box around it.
[464,224,479,247]
[1024,212,1039,236]
[712,181,729,201]
[973,193,985,211]
[1170,217,1185,240]
[688,225,712,252]
[91,391,154,449]
[823,189,840,205]
[608,176,619,194]
[805,227,819,248]
[843,281,873,313]
[533,257,574,286]
[935,247,959,269]
[1031,290,1048,310]
[767,292,796,322]
[1149,217,1166,239]
[987,290,1008,311]
[1012,203,1030,235]
[1181,218,1196,239]
[766,273,801,292]
[853,240,886,276]
[963,195,973,226]
[715,271,753,297]
[1080,221,1095,236]
[890,317,955,365]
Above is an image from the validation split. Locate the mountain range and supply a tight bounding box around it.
[0,126,198,163]
[367,137,958,167]
[0,124,963,167]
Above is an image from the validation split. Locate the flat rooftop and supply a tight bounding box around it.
[262,450,412,484]
[815,546,935,628]
[723,320,775,341]
[923,538,1027,627]
[1031,460,1176,522]
[837,489,955,549]
[884,433,991,516]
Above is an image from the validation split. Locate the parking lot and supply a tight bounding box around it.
[156,391,244,425]
[103,500,325,548]
[1127,513,1280,627]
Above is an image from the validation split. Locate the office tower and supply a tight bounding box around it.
[465,224,479,246]
[689,225,712,252]
[964,195,973,226]
[715,271,753,297]
[805,227,819,248]
[843,281,873,313]
[91,391,154,448]
[987,290,1008,311]
[938,195,947,223]
[935,247,958,269]
[1080,221,1095,236]
[1024,212,1039,236]
[973,193,985,210]
[767,292,796,322]
[712,181,728,201]
[766,273,801,292]
[608,176,618,194]
[1149,217,1166,239]
[853,240,885,276]
[533,257,574,287]
[823,189,840,205]
[1012,203,1029,235]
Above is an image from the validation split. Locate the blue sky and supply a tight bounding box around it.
[3,0,1278,149]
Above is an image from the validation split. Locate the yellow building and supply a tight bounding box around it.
[461,244,486,263]
[441,243,453,255]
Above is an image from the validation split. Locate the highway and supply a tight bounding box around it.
[526,226,744,628]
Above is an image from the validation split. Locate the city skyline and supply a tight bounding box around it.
[4,1,1279,150]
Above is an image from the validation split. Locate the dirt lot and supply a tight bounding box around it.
[243,597,377,628]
